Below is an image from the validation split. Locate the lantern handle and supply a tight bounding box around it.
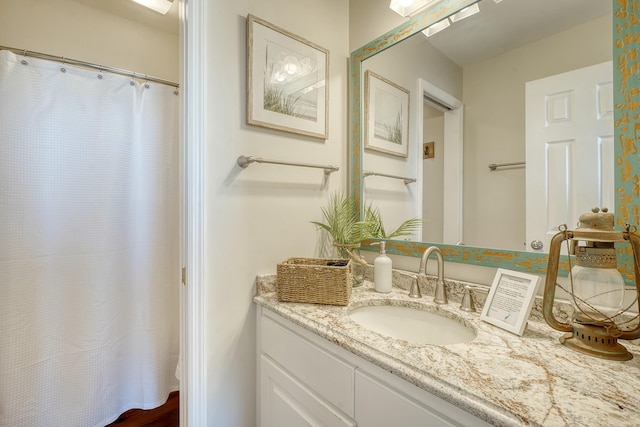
[619,228,640,340]
[542,228,573,333]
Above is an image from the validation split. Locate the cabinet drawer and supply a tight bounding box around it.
[260,312,355,416]
[260,355,356,427]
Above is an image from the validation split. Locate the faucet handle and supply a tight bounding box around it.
[459,285,489,312]
[460,286,476,312]
[408,274,422,298]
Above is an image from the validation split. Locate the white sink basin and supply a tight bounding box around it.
[348,305,476,345]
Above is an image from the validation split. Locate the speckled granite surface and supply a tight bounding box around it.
[254,270,640,427]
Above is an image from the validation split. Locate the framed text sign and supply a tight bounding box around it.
[480,268,540,336]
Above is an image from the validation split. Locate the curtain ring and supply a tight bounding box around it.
[60,56,67,73]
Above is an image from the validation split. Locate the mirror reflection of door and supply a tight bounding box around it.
[525,61,614,252]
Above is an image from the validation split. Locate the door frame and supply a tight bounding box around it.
[416,79,463,245]
[180,0,207,425]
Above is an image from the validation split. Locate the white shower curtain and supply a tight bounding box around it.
[0,50,180,427]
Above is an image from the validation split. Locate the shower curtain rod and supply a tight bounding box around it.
[0,45,179,88]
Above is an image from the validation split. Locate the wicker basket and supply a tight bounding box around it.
[276,257,353,306]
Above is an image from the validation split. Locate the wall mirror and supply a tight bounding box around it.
[350,0,639,280]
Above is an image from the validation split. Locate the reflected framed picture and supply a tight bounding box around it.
[480,268,540,336]
[246,14,329,139]
[364,70,410,157]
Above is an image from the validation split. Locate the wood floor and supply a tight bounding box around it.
[106,391,179,427]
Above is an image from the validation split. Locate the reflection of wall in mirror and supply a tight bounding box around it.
[462,13,612,250]
[362,34,461,242]
[423,105,444,243]
[351,0,612,251]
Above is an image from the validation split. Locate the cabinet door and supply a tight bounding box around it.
[260,354,356,427]
[356,370,485,427]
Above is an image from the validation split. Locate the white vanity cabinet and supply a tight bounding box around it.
[257,306,491,427]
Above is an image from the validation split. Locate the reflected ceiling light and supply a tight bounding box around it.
[449,3,480,22]
[422,18,450,37]
[282,56,300,76]
[131,0,174,14]
[389,0,444,18]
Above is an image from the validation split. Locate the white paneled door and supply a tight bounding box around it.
[525,61,613,252]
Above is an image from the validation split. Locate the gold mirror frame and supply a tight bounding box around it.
[349,0,639,281]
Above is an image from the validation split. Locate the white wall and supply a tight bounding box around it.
[462,14,612,250]
[204,1,348,425]
[0,0,179,82]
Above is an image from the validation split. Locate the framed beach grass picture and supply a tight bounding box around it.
[364,70,409,158]
[247,14,329,139]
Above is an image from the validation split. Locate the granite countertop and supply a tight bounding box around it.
[254,271,640,427]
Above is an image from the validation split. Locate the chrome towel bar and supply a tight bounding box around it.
[363,170,416,185]
[236,155,339,175]
[488,161,525,171]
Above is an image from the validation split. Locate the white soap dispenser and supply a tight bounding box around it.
[372,241,392,293]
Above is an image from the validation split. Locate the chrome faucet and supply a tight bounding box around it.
[409,246,447,304]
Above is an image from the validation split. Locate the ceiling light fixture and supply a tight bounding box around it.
[389,0,445,18]
[131,0,174,15]
[422,18,451,37]
[449,3,480,22]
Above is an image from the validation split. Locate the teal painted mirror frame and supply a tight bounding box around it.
[349,0,640,282]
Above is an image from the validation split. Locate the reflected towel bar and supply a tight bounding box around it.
[488,161,525,171]
[237,155,339,175]
[363,170,416,185]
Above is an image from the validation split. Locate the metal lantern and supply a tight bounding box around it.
[542,208,640,361]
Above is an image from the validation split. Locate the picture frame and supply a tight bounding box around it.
[480,268,540,336]
[246,14,329,139]
[364,70,410,158]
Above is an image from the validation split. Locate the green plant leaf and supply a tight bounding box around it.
[311,192,422,244]
[359,204,422,239]
[385,217,423,239]
[311,192,362,245]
